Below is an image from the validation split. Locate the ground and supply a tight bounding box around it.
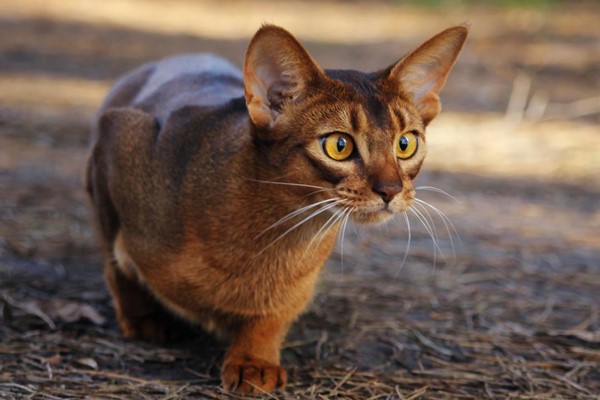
[1,1,599,399]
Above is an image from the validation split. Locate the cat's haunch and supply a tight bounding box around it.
[86,24,467,394]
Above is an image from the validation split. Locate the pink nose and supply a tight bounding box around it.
[372,182,402,203]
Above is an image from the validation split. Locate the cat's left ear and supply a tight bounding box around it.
[244,24,325,130]
[384,25,468,126]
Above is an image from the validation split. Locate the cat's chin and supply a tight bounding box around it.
[351,209,394,225]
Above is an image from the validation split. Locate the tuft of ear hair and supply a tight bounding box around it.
[243,24,325,130]
[385,25,468,126]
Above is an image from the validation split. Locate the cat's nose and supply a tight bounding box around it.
[372,182,403,203]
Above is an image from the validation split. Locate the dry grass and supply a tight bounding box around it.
[1,1,599,399]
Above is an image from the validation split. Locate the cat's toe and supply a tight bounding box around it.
[222,358,287,394]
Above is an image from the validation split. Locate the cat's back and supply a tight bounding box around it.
[100,54,245,124]
[88,54,249,254]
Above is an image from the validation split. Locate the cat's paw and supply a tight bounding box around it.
[221,357,287,394]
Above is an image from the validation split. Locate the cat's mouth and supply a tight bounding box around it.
[351,207,394,224]
[350,200,414,224]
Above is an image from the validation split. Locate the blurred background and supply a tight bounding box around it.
[0,0,599,398]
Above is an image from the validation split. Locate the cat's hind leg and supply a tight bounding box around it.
[87,113,178,343]
[104,256,173,343]
[104,232,178,344]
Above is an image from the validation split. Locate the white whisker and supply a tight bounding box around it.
[351,221,362,239]
[250,179,330,191]
[415,186,459,202]
[302,205,347,259]
[410,205,436,244]
[299,187,340,201]
[338,207,353,273]
[409,206,444,268]
[314,208,345,244]
[257,200,340,256]
[414,198,459,264]
[414,198,460,240]
[256,197,339,239]
[413,200,439,240]
[395,211,412,275]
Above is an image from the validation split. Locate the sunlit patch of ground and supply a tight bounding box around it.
[427,113,600,188]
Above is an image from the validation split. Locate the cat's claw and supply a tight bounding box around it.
[222,358,287,394]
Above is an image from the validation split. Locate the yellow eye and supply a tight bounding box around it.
[395,132,418,159]
[322,133,355,161]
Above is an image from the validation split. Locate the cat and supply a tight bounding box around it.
[85,24,467,393]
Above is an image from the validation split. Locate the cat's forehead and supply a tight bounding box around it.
[324,69,381,96]
[320,69,420,134]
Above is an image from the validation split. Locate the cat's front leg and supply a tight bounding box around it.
[221,316,290,393]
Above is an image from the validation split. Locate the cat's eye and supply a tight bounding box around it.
[395,132,419,159]
[322,133,355,161]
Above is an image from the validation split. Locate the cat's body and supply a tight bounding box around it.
[86,25,467,393]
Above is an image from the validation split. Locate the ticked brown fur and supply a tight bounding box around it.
[86,25,467,393]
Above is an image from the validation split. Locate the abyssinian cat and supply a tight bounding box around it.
[86,24,467,393]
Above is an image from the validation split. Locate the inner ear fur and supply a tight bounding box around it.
[243,24,325,130]
[383,25,468,126]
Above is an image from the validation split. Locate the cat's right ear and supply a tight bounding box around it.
[244,24,324,130]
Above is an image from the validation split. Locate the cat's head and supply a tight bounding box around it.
[244,24,467,224]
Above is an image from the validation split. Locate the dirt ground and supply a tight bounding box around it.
[1,1,599,399]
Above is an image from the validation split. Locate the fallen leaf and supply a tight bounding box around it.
[76,358,98,370]
[545,329,600,344]
[8,298,56,329]
[42,300,106,326]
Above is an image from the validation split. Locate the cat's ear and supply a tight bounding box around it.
[384,25,468,126]
[244,24,324,130]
